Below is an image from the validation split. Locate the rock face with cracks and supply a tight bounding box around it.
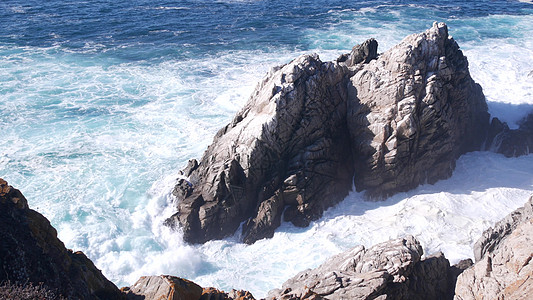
[454,195,533,300]
[167,22,490,244]
[267,236,464,300]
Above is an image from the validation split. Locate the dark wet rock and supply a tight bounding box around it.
[486,113,533,157]
[168,22,490,244]
[267,236,461,300]
[454,195,533,299]
[337,38,378,66]
[0,179,122,300]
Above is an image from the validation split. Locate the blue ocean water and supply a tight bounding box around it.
[1,0,533,297]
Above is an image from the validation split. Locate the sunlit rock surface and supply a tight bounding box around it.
[168,22,490,244]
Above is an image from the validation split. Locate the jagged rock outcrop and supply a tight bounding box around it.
[168,50,356,244]
[454,195,533,300]
[267,236,463,300]
[345,23,488,197]
[168,22,490,244]
[0,179,122,300]
[486,113,533,157]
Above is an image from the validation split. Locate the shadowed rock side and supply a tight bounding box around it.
[0,179,122,300]
[267,236,467,300]
[454,195,533,300]
[168,22,490,244]
[486,112,533,157]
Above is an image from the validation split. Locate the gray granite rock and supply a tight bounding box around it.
[167,53,355,244]
[167,23,490,244]
[347,22,488,198]
[267,236,460,300]
[473,195,533,262]
[454,196,533,300]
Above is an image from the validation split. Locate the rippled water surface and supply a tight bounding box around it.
[1,0,532,297]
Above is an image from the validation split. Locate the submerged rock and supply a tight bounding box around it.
[168,22,490,244]
[0,179,122,300]
[267,236,462,300]
[454,195,533,300]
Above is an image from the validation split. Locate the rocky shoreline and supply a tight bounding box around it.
[1,177,532,299]
[1,23,532,299]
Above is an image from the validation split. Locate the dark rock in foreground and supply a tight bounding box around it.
[454,195,533,299]
[167,22,490,244]
[267,236,465,300]
[0,179,122,300]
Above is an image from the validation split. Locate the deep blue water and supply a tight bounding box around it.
[1,0,531,60]
[1,0,532,297]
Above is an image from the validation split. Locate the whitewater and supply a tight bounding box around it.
[0,1,532,298]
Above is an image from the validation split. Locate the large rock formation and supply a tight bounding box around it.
[454,195,533,299]
[0,179,122,299]
[267,236,466,300]
[167,22,490,244]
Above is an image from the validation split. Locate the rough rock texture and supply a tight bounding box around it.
[122,275,203,300]
[486,113,533,157]
[200,287,256,300]
[346,23,488,197]
[474,195,533,262]
[0,179,122,300]
[169,50,355,244]
[168,22,489,244]
[455,195,533,300]
[267,236,461,300]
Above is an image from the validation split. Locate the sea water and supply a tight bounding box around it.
[1,0,532,297]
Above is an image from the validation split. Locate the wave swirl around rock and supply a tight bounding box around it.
[167,22,491,244]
